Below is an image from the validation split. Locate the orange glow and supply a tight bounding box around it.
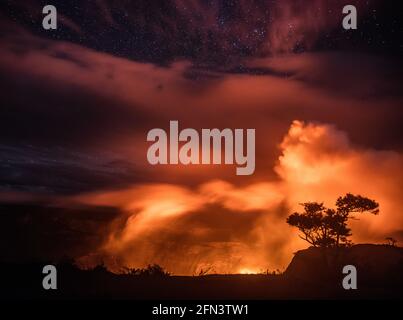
[0,1,401,281]
[238,268,259,275]
[72,121,402,275]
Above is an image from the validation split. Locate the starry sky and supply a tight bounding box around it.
[0,0,402,274]
[2,0,402,66]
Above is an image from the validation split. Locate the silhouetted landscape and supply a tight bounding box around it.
[1,194,402,300]
[1,244,401,300]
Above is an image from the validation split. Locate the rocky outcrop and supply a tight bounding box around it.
[285,244,403,288]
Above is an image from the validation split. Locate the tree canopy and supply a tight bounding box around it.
[286,193,379,247]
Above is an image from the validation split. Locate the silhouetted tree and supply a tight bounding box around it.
[92,262,109,274]
[287,193,379,248]
[197,266,214,276]
[385,237,397,247]
[123,264,170,277]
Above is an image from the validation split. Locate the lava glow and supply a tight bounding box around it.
[238,268,259,275]
[73,121,403,275]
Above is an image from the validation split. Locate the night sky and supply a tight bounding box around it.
[2,1,403,65]
[0,0,402,274]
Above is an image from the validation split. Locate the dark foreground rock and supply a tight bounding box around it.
[284,244,403,298]
[286,244,403,283]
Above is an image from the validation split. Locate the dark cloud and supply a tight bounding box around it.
[0,28,402,194]
[0,144,142,194]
